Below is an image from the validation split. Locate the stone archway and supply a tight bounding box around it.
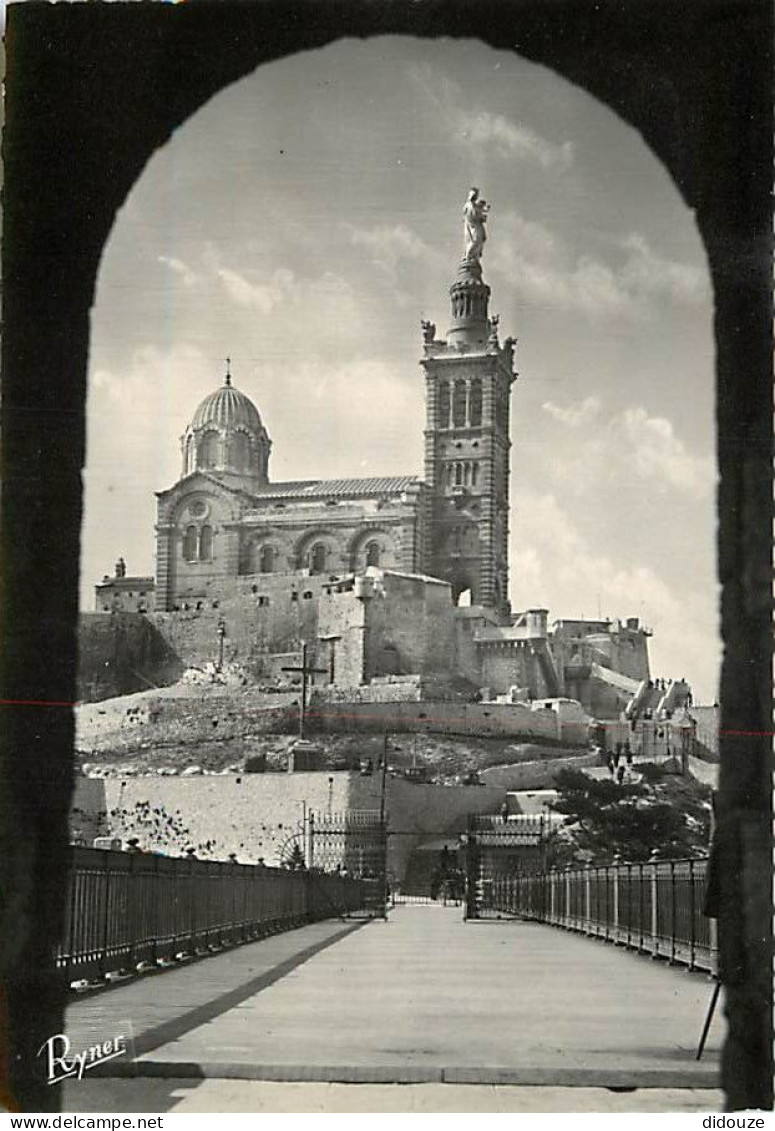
[1,3,770,1110]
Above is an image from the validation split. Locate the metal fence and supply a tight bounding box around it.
[486,857,716,973]
[56,846,366,986]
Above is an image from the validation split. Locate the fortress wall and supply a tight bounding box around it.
[72,772,505,882]
[70,776,109,843]
[307,699,564,743]
[363,573,456,680]
[480,751,598,790]
[76,694,295,757]
[78,613,185,701]
[100,772,353,864]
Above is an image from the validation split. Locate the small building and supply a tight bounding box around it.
[94,558,155,613]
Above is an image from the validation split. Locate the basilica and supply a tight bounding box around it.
[150,193,516,619]
[93,197,654,717]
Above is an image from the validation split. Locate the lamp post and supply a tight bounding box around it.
[216,618,226,672]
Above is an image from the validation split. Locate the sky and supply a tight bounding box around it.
[85,35,718,701]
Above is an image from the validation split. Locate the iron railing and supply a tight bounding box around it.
[57,846,366,987]
[487,857,716,973]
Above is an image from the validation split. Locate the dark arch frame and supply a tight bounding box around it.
[0,1,771,1110]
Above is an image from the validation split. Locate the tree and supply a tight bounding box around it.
[286,842,306,871]
[546,765,711,866]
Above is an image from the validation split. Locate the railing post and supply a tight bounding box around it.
[650,854,659,959]
[306,812,315,870]
[564,869,571,929]
[689,858,696,971]
[549,870,556,923]
[99,854,112,979]
[584,863,591,935]
[612,856,620,943]
[670,859,677,964]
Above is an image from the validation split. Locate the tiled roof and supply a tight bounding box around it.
[247,475,421,501]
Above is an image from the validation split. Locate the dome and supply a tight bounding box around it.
[190,374,263,433]
[181,366,272,484]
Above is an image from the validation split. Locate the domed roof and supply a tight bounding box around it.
[190,372,263,433]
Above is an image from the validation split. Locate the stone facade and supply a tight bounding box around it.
[420,258,516,618]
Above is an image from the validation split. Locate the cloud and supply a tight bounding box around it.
[538,397,712,499]
[492,213,709,317]
[217,266,296,313]
[619,234,708,305]
[456,109,574,169]
[407,62,573,171]
[620,407,713,496]
[344,222,443,286]
[542,396,601,427]
[157,255,201,288]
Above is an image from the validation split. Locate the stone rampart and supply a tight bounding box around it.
[305,699,573,744]
[70,771,508,882]
[480,751,598,790]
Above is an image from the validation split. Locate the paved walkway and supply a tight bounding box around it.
[65,904,722,1095]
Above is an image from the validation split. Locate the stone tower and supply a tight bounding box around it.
[420,192,516,619]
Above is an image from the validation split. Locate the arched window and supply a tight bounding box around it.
[463,462,471,486]
[455,462,463,486]
[259,544,275,573]
[183,525,198,562]
[453,380,466,428]
[438,381,450,429]
[365,540,380,568]
[469,379,482,427]
[198,431,219,468]
[309,542,327,574]
[231,432,251,471]
[199,525,213,560]
[472,462,479,487]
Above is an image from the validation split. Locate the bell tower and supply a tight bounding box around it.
[420,191,516,619]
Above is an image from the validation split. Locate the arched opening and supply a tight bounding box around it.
[365,540,380,568]
[309,542,327,574]
[452,380,466,428]
[259,544,276,573]
[199,524,213,560]
[6,11,769,1111]
[438,381,450,429]
[198,431,220,469]
[230,431,251,472]
[469,379,482,427]
[183,525,198,562]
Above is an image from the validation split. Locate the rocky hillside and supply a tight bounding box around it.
[76,668,589,782]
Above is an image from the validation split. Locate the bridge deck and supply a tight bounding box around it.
[65,904,722,1090]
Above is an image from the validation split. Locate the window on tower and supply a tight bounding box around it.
[470,379,482,426]
[453,380,466,428]
[438,381,450,428]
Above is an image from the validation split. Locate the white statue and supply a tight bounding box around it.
[463,188,489,264]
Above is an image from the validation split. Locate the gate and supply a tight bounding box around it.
[308,809,387,918]
[464,814,546,920]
